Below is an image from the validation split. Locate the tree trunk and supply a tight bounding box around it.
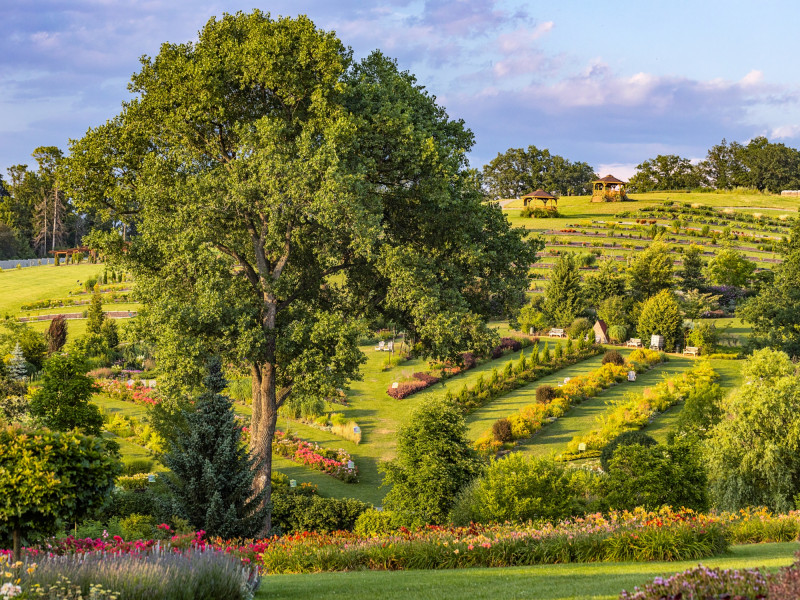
[251,361,278,537]
[12,525,20,563]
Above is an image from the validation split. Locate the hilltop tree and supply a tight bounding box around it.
[66,11,537,533]
[628,154,702,191]
[698,139,746,190]
[482,145,596,198]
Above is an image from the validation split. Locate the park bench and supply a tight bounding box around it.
[375,340,385,351]
[683,346,700,356]
[548,328,567,338]
[625,338,642,347]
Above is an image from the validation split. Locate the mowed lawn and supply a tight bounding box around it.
[257,542,800,600]
[0,263,105,317]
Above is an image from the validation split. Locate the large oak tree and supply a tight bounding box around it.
[66,11,538,533]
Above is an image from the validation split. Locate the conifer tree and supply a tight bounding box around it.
[45,315,68,354]
[163,357,268,538]
[8,343,27,381]
[544,253,584,326]
[86,291,105,334]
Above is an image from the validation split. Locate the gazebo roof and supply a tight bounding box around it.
[594,174,626,184]
[521,188,555,199]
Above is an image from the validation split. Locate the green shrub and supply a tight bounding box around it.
[449,454,587,525]
[353,508,397,537]
[600,430,657,473]
[607,324,627,343]
[271,493,371,534]
[120,513,157,539]
[567,317,592,339]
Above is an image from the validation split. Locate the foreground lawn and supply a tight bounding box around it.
[257,542,799,600]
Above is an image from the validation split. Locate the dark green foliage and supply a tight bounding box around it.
[583,260,626,306]
[636,290,683,351]
[449,454,590,525]
[680,245,705,291]
[45,315,68,354]
[122,458,155,475]
[100,319,118,349]
[676,381,724,438]
[271,492,371,534]
[626,242,674,302]
[163,359,268,538]
[29,353,102,435]
[567,317,592,340]
[603,440,709,512]
[381,399,481,526]
[86,291,105,334]
[600,430,657,473]
[536,385,556,404]
[0,321,47,371]
[739,219,800,356]
[482,145,596,198]
[544,253,584,327]
[601,349,625,366]
[492,418,512,442]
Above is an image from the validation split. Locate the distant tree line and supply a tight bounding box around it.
[0,146,118,260]
[629,137,800,193]
[481,145,597,199]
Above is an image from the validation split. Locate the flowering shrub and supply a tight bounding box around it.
[474,350,666,454]
[566,361,719,454]
[273,431,358,483]
[0,535,259,600]
[620,564,769,600]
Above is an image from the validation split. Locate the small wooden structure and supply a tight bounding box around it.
[521,189,558,209]
[591,175,627,202]
[650,334,665,350]
[49,246,97,263]
[593,320,609,344]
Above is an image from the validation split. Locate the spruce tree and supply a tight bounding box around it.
[8,344,27,381]
[163,357,268,538]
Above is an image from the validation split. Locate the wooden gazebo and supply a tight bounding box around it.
[591,175,627,202]
[521,189,558,209]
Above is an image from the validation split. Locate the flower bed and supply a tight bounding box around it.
[620,564,769,600]
[257,508,729,574]
[96,379,160,406]
[475,349,666,454]
[566,361,719,456]
[273,430,358,483]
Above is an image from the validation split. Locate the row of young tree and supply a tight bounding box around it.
[629,137,800,193]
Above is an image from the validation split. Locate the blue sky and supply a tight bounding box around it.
[2,0,800,180]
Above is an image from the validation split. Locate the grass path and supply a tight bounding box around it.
[516,356,696,458]
[257,541,799,600]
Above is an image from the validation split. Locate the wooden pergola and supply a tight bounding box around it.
[521,188,558,209]
[49,246,97,262]
[591,175,627,202]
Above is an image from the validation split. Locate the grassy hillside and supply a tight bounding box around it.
[0,263,105,317]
